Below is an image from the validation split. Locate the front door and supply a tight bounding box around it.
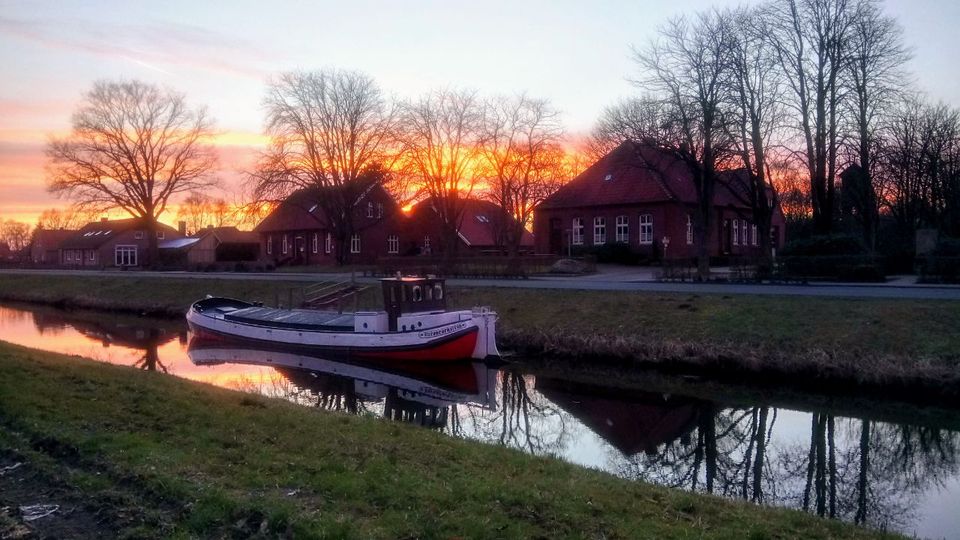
[721,219,732,255]
[294,236,306,264]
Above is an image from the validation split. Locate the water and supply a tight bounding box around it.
[1,302,958,539]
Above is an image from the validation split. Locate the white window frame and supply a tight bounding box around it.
[572,218,584,246]
[639,214,653,244]
[134,231,144,240]
[114,245,137,267]
[377,203,384,219]
[593,217,606,245]
[367,202,374,218]
[156,230,164,240]
[350,234,361,254]
[752,225,758,246]
[87,250,95,262]
[742,221,749,247]
[423,235,431,253]
[325,232,333,254]
[266,236,273,255]
[312,233,318,254]
[387,234,399,254]
[615,215,629,243]
[282,235,288,254]
[732,219,740,246]
[686,215,694,245]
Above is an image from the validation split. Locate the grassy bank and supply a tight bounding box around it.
[1,273,959,403]
[0,341,891,539]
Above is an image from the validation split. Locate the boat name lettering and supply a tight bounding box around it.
[418,322,468,339]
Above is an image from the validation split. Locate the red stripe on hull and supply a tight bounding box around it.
[354,329,479,362]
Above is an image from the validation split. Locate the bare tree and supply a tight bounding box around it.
[47,80,218,266]
[35,207,98,231]
[0,220,30,257]
[844,0,910,248]
[768,0,862,235]
[725,6,786,274]
[176,191,230,235]
[587,96,672,161]
[250,69,397,264]
[634,10,734,280]
[480,94,566,259]
[396,89,484,260]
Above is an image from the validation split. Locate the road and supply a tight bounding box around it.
[3,268,960,300]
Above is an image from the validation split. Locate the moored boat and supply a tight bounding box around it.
[186,276,499,362]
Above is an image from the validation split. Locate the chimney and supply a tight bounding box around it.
[101,217,108,222]
[178,221,187,236]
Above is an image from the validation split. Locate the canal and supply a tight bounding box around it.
[0,302,957,539]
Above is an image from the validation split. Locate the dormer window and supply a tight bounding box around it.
[134,231,144,240]
[156,231,164,240]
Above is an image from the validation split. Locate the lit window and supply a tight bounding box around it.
[616,216,629,243]
[312,233,318,254]
[114,245,137,266]
[572,218,584,245]
[351,234,361,254]
[367,202,374,218]
[593,217,606,245]
[387,234,399,254]
[732,219,740,246]
[639,214,653,244]
[686,215,694,245]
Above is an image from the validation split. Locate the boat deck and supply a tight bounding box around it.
[221,306,356,332]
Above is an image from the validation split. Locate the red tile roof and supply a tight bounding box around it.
[30,229,77,251]
[541,140,755,210]
[200,226,259,244]
[408,198,534,248]
[60,218,179,249]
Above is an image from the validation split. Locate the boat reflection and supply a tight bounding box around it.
[186,336,498,429]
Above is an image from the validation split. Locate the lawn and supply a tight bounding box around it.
[0,341,894,539]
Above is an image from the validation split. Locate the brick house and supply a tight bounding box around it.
[255,182,401,266]
[533,141,786,259]
[59,218,181,268]
[402,198,535,256]
[29,228,77,264]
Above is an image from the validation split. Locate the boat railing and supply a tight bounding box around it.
[301,280,370,312]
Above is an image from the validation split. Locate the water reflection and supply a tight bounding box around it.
[1,302,958,538]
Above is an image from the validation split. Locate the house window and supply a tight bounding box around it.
[367,202,374,218]
[312,233,318,254]
[732,219,740,246]
[742,221,749,247]
[114,245,137,266]
[134,231,144,240]
[572,218,584,245]
[423,235,431,253]
[282,235,288,254]
[593,217,606,245]
[387,234,399,254]
[325,233,333,254]
[156,230,164,240]
[686,215,694,245]
[350,234,361,254]
[752,225,758,246]
[266,236,273,255]
[639,214,653,244]
[87,250,95,262]
[377,203,384,218]
[615,215,629,243]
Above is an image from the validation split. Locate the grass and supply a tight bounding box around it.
[1,273,958,401]
[0,340,895,539]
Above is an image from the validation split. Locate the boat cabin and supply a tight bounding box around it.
[381,277,447,331]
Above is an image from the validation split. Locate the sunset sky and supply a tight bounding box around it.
[2,0,959,226]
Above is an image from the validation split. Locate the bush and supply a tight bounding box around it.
[593,243,641,265]
[781,234,867,257]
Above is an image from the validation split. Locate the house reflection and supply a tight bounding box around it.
[31,310,179,372]
[186,337,497,430]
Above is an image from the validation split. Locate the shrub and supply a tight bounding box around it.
[593,243,640,265]
[781,234,867,257]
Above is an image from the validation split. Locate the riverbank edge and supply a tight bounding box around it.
[0,341,892,539]
[1,275,957,408]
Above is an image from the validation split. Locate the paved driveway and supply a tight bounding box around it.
[3,267,960,300]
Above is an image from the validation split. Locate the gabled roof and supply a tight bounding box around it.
[60,218,179,249]
[31,229,77,250]
[408,198,534,248]
[254,180,390,233]
[540,140,758,211]
[201,226,259,244]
